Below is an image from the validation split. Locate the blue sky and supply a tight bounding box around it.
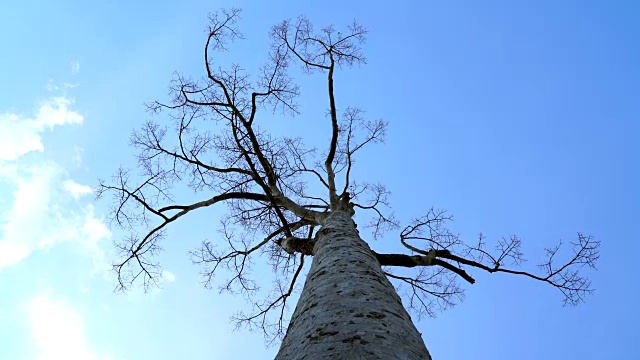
[0,0,638,359]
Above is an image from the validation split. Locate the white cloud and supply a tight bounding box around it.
[0,163,60,268]
[162,270,176,283]
[28,294,114,360]
[0,113,45,161]
[0,96,83,161]
[35,96,83,128]
[73,146,84,167]
[45,81,58,91]
[0,93,109,271]
[46,82,79,91]
[0,163,111,270]
[64,179,93,200]
[71,61,80,75]
[0,241,31,269]
[80,206,112,273]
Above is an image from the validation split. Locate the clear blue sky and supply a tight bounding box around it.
[1,0,638,359]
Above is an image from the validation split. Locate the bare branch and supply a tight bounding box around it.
[233,255,306,343]
[396,209,599,307]
[351,182,399,239]
[97,9,599,337]
[384,267,464,319]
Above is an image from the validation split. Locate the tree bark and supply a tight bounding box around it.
[275,211,432,360]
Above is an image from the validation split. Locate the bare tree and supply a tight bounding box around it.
[97,8,600,359]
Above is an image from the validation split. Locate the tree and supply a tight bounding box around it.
[97,8,600,359]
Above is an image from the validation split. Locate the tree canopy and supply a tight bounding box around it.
[97,8,600,343]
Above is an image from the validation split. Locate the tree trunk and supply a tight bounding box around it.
[275,210,432,360]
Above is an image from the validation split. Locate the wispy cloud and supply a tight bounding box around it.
[1,82,119,360]
[73,146,85,167]
[162,270,176,283]
[0,163,60,268]
[71,61,80,75]
[0,94,109,271]
[46,82,79,91]
[64,179,93,200]
[0,96,83,161]
[28,294,114,360]
[0,163,111,270]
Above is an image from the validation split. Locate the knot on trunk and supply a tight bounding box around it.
[338,192,355,216]
[276,236,315,255]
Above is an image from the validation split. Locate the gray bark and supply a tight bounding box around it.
[275,211,432,360]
